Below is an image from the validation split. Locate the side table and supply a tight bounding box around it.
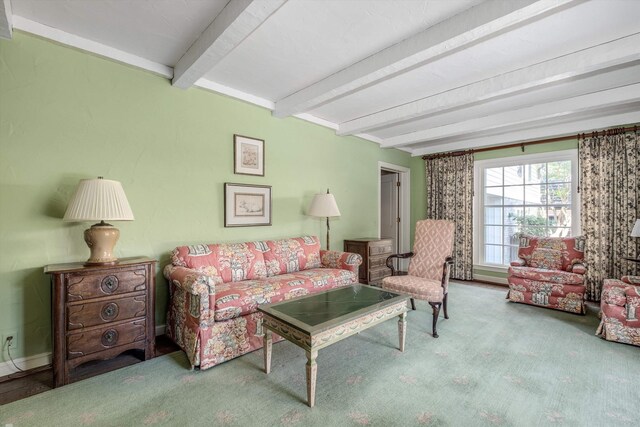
[44,257,156,387]
[344,238,393,286]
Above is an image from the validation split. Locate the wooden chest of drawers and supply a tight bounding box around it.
[344,238,393,286]
[45,257,156,387]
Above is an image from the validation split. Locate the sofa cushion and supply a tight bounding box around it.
[213,268,356,321]
[171,242,267,282]
[263,236,321,276]
[509,266,584,285]
[516,234,585,271]
[529,248,562,270]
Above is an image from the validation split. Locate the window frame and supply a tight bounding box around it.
[473,149,581,272]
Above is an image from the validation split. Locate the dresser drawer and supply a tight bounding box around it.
[369,255,389,269]
[67,319,146,359]
[369,243,392,256]
[67,295,146,330]
[369,267,391,282]
[66,268,148,301]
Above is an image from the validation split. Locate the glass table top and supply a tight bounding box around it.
[258,284,408,334]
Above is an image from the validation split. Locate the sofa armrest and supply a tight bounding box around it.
[622,275,640,285]
[510,258,526,267]
[320,250,363,274]
[164,265,222,323]
[602,280,629,307]
[570,262,587,275]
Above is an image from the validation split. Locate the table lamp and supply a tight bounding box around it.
[631,219,640,238]
[308,189,341,250]
[64,177,134,266]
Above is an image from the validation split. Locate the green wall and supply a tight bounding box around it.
[0,33,417,361]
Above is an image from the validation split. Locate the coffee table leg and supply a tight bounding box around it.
[306,349,318,407]
[264,329,272,374]
[398,312,407,352]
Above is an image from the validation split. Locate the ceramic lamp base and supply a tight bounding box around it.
[84,222,120,266]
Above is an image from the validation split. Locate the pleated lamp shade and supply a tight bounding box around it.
[64,178,134,222]
[631,219,640,238]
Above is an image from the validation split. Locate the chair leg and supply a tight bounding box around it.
[443,293,449,319]
[410,298,416,311]
[429,302,441,338]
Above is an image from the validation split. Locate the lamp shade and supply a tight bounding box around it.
[63,178,134,222]
[631,219,640,237]
[308,193,341,218]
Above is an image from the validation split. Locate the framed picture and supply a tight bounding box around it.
[234,134,265,176]
[224,183,272,227]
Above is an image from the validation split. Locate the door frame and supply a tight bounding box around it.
[377,162,410,267]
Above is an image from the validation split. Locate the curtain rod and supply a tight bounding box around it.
[421,125,638,160]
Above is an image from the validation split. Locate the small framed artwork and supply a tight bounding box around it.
[224,183,272,227]
[234,134,265,176]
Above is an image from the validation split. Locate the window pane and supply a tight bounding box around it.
[548,206,571,228]
[485,245,502,264]
[548,183,571,204]
[551,227,572,237]
[504,226,520,245]
[485,207,502,225]
[485,226,502,244]
[504,165,524,185]
[523,206,547,234]
[504,186,524,205]
[504,246,519,265]
[524,184,545,205]
[485,167,503,186]
[504,206,523,225]
[484,187,503,205]
[547,161,571,183]
[525,227,548,237]
[525,163,546,184]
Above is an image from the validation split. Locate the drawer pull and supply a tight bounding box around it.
[101,303,119,321]
[101,275,119,294]
[101,329,119,346]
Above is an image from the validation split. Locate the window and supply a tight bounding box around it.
[474,150,580,269]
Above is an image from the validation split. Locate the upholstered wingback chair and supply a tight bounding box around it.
[381,219,455,338]
[506,234,586,314]
[597,275,640,346]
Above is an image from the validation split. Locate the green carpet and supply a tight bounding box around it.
[2,284,639,426]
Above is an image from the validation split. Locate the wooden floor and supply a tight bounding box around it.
[0,282,507,406]
[0,335,179,405]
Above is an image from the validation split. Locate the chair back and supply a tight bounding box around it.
[515,234,585,271]
[408,219,455,281]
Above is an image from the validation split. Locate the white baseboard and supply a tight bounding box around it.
[0,352,52,377]
[474,274,509,285]
[0,325,167,377]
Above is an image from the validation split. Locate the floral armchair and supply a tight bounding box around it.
[506,234,586,314]
[597,275,640,346]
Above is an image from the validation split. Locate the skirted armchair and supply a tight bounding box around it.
[597,275,640,346]
[506,234,586,314]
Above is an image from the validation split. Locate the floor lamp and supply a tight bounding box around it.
[308,189,341,250]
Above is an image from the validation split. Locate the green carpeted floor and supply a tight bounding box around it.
[2,284,639,426]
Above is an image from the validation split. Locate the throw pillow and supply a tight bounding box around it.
[529,248,562,270]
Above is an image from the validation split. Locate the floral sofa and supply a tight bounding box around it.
[164,236,362,370]
[506,234,586,314]
[597,275,640,346]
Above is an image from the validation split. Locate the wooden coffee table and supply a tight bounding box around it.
[258,284,409,407]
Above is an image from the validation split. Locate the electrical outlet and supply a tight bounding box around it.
[2,331,19,353]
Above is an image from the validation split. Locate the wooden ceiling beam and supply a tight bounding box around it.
[342,33,640,138]
[0,0,13,40]
[273,0,580,118]
[172,0,286,89]
[383,83,640,147]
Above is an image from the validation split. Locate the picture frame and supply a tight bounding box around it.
[234,134,265,176]
[224,183,272,227]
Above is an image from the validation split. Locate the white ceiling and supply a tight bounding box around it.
[3,0,640,156]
